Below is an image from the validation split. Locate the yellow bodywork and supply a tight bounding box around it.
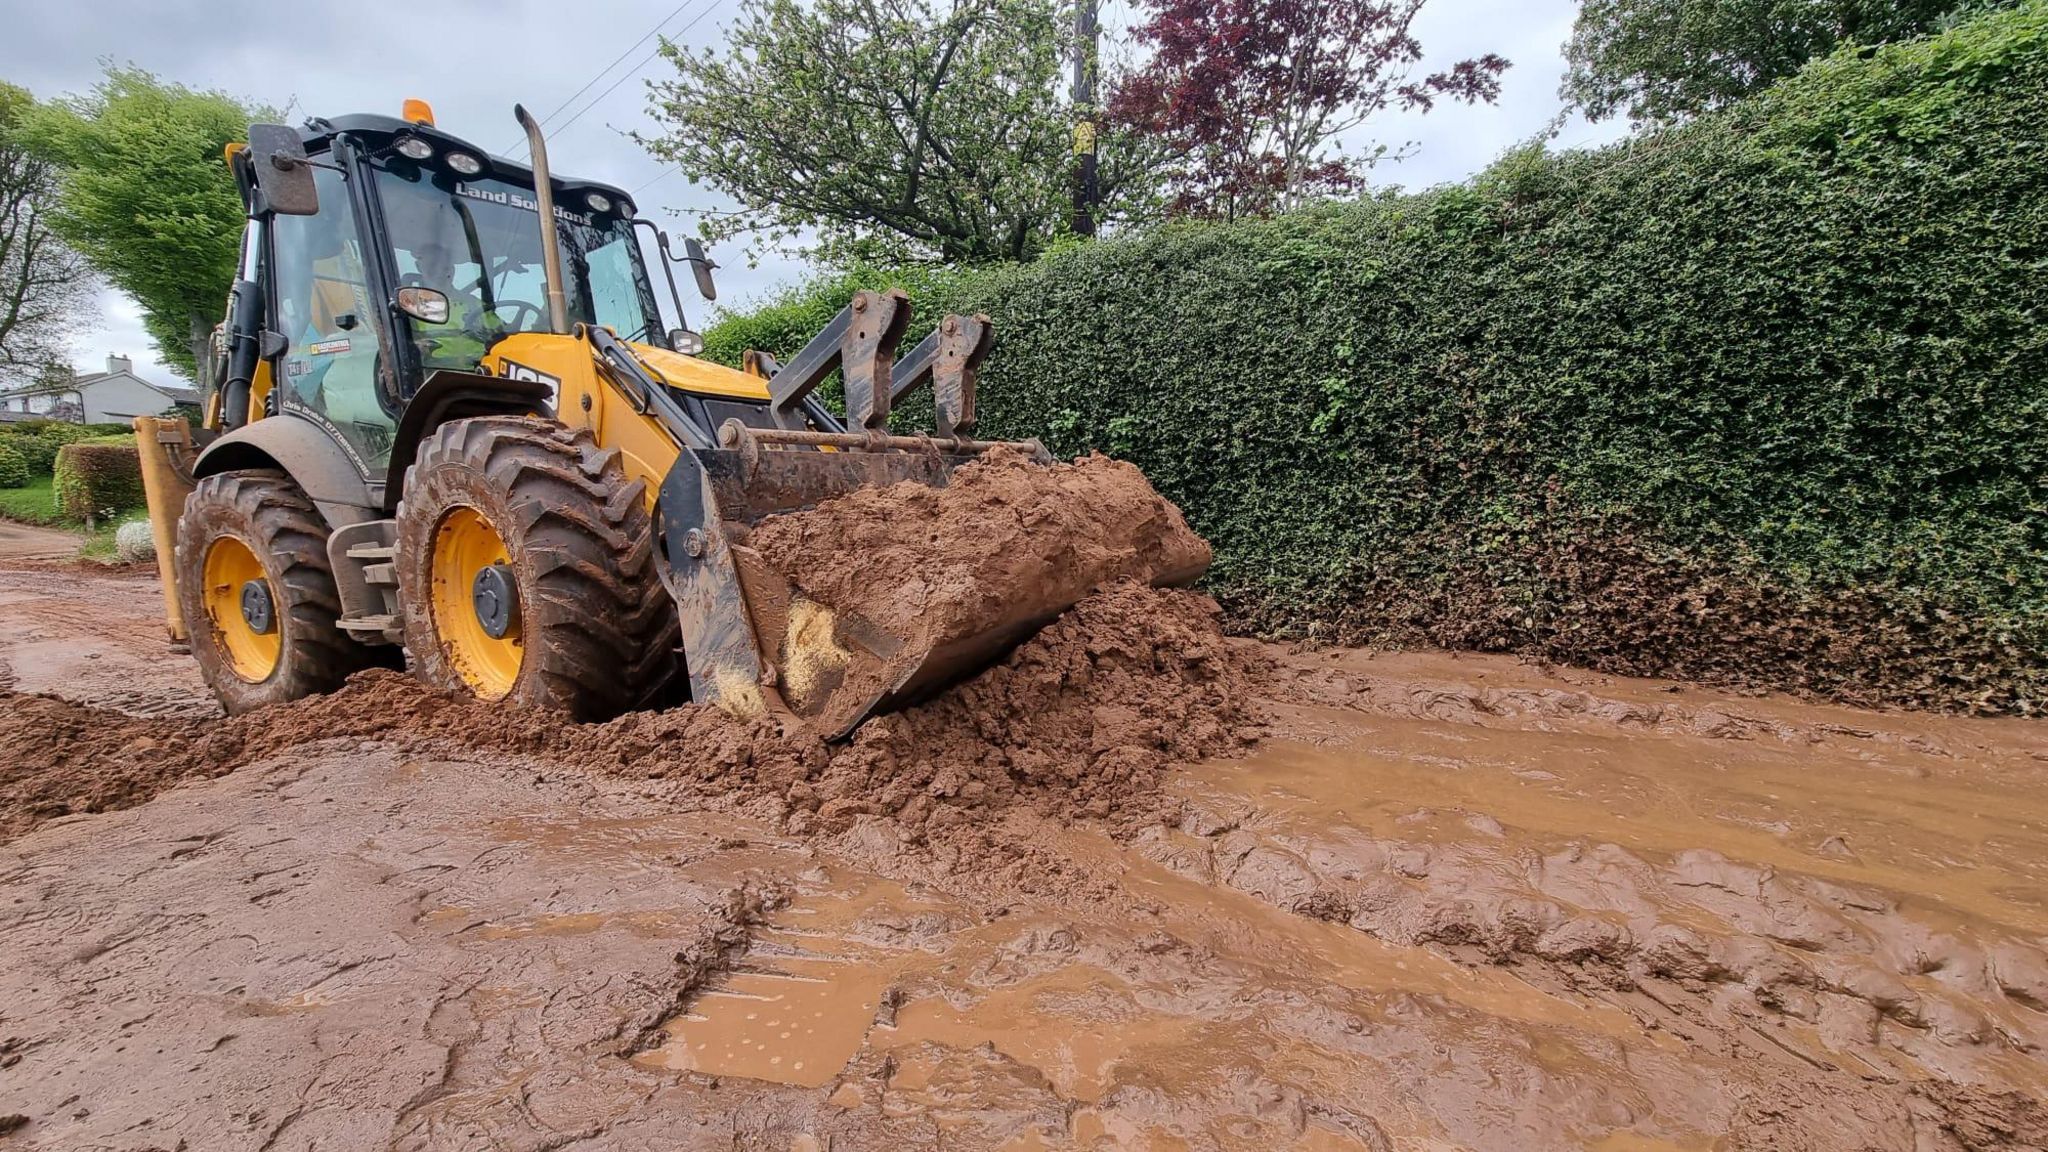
[193,324,765,499]
[481,331,771,505]
[144,324,764,646]
[246,360,274,428]
[194,356,273,433]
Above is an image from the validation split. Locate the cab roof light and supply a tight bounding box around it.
[402,98,435,127]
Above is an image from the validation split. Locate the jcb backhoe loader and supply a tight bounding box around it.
[133,101,1199,738]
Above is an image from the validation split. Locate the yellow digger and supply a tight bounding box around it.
[134,101,1157,737]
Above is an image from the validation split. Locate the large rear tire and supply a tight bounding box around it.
[394,416,678,720]
[175,470,374,714]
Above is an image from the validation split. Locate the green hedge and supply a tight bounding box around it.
[53,442,144,527]
[705,5,2048,713]
[0,443,27,489]
[0,420,98,475]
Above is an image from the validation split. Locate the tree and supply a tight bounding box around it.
[1109,0,1508,221]
[643,0,1161,263]
[0,82,94,382]
[1561,0,2023,124]
[23,69,259,379]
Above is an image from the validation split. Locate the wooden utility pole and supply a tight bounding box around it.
[1070,0,1099,237]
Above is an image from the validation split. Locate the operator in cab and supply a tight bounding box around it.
[401,233,500,371]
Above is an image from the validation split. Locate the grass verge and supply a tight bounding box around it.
[0,475,64,526]
[77,514,152,565]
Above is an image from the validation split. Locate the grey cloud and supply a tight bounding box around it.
[5,0,1616,383]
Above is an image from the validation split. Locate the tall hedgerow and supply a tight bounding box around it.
[706,4,2048,712]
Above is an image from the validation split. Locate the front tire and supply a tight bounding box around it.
[175,470,372,714]
[394,416,677,720]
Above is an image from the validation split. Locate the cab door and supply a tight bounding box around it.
[265,163,399,475]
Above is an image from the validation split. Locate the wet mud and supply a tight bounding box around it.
[0,566,215,717]
[2,557,2046,1149]
[739,446,1212,735]
[3,577,1261,882]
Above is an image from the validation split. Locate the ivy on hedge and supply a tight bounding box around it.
[704,4,2048,713]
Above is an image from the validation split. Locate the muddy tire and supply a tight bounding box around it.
[394,415,678,720]
[175,470,373,715]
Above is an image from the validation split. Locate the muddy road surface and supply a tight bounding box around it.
[0,524,78,565]
[2,558,2046,1150]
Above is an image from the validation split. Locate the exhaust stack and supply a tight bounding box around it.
[512,104,571,335]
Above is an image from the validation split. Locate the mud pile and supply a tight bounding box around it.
[815,582,1260,828]
[738,446,1213,734]
[0,694,226,840]
[1,447,1255,850]
[0,679,514,840]
[2,584,1262,863]
[406,580,1261,855]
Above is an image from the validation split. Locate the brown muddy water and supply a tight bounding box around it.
[0,564,2045,1150]
[630,651,2048,1149]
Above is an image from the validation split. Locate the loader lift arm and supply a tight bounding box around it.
[889,311,992,440]
[760,288,913,432]
[617,292,1048,736]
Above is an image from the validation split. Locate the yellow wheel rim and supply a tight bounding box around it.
[202,535,281,683]
[430,505,524,699]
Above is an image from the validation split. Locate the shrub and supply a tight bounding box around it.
[0,420,94,474]
[114,519,155,564]
[0,443,27,489]
[704,4,2048,712]
[53,442,144,528]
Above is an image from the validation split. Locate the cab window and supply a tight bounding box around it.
[586,232,654,342]
[270,164,394,471]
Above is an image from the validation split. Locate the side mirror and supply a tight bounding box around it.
[670,328,705,355]
[396,287,450,324]
[683,237,717,301]
[246,123,319,216]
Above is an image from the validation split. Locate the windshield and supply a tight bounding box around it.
[372,161,659,373]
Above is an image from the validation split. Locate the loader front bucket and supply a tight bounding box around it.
[657,427,1209,739]
[641,291,1209,739]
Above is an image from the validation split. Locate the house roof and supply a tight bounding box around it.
[0,370,200,407]
[143,379,204,405]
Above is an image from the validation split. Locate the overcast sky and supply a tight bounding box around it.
[1,0,1625,385]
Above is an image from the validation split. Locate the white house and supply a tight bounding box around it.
[0,355,201,425]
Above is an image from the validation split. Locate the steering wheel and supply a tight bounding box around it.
[481,300,545,334]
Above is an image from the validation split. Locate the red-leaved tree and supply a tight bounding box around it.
[1111,0,1509,220]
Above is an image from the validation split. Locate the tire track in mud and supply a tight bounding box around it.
[0,743,846,1151]
[0,564,218,720]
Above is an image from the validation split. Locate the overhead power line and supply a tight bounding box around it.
[503,0,728,157]
[632,166,683,197]
[538,2,691,126]
[548,0,728,141]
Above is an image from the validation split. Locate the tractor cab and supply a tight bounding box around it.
[211,104,723,480]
